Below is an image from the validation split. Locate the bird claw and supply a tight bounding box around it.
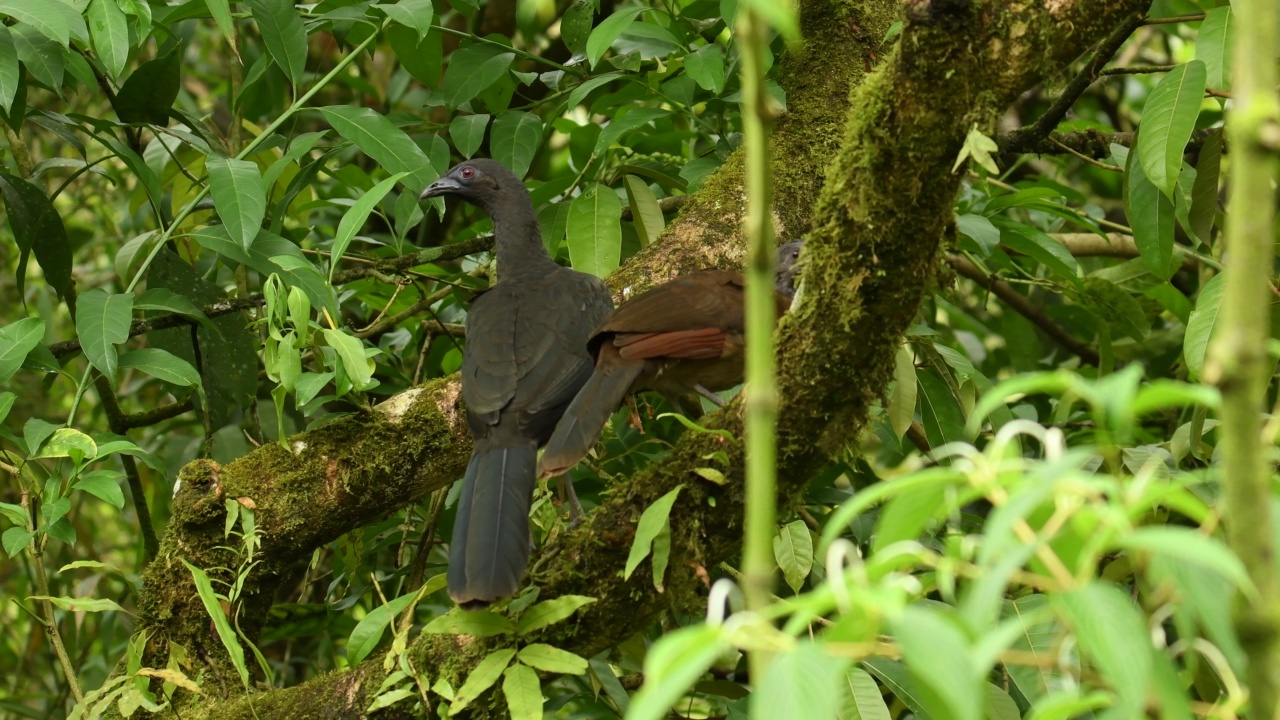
[694,384,725,408]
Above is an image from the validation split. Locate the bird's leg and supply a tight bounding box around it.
[555,474,585,528]
[694,384,726,408]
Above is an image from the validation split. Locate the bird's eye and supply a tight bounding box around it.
[459,166,476,179]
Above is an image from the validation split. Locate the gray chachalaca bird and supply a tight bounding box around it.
[536,240,804,479]
[421,159,613,607]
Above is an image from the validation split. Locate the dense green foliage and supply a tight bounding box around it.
[0,0,1273,718]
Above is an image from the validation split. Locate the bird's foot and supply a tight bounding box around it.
[694,384,726,407]
[555,474,585,528]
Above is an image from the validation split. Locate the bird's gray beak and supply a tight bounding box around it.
[420,176,460,200]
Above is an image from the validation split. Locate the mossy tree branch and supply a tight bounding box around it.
[134,1,1151,717]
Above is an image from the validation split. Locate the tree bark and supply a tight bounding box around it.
[133,1,1153,717]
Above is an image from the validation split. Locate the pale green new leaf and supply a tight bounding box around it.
[27,595,124,613]
[1183,271,1226,380]
[321,329,375,391]
[624,485,683,580]
[754,643,849,719]
[0,0,70,45]
[1197,7,1233,90]
[838,667,891,720]
[628,625,726,720]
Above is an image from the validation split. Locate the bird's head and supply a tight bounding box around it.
[419,158,522,212]
[776,239,805,297]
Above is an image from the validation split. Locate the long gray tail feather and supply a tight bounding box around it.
[537,363,642,479]
[447,444,537,608]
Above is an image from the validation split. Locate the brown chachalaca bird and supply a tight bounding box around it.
[536,240,804,479]
[420,159,613,607]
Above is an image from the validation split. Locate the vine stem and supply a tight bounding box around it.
[1207,0,1280,714]
[738,4,778,683]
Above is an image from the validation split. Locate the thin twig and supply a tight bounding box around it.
[1048,136,1123,171]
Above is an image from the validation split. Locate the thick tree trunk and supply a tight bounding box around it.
[131,1,1152,717]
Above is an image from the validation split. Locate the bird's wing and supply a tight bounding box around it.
[461,286,522,421]
[517,270,614,417]
[598,270,746,337]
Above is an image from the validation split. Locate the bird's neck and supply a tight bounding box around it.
[488,196,554,277]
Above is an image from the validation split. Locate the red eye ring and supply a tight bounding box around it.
[460,166,475,179]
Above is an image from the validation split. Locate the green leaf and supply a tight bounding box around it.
[684,43,726,95]
[491,110,542,179]
[738,0,799,42]
[566,183,622,278]
[113,49,181,125]
[0,26,18,112]
[501,663,543,720]
[366,686,416,712]
[27,595,124,613]
[755,643,849,719]
[566,71,623,109]
[440,43,515,108]
[516,644,588,675]
[0,317,45,384]
[388,23,442,89]
[623,175,663,246]
[23,418,60,455]
[449,113,489,159]
[75,288,134,384]
[181,559,250,688]
[73,469,125,510]
[586,7,647,68]
[0,500,26,526]
[119,348,201,387]
[889,344,917,440]
[560,0,593,55]
[1188,129,1222,248]
[1120,527,1251,592]
[245,0,308,86]
[773,519,813,592]
[189,226,337,318]
[624,485,683,580]
[86,0,128,79]
[12,23,62,90]
[517,595,596,635]
[133,288,209,323]
[1197,7,1233,90]
[629,625,727,720]
[205,0,236,55]
[3,526,33,557]
[996,220,1079,284]
[916,369,964,449]
[0,0,70,45]
[955,213,999,255]
[1137,61,1207,198]
[1001,595,1057,705]
[1053,583,1152,719]
[953,124,1000,175]
[321,329,375,391]
[838,666,892,720]
[594,107,667,156]
[0,171,71,297]
[381,0,434,40]
[451,649,516,714]
[346,592,417,666]
[207,156,267,250]
[329,172,408,280]
[423,608,516,636]
[1125,144,1177,279]
[319,106,439,195]
[1183,272,1225,381]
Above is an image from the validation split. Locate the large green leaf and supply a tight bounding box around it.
[491,110,542,179]
[1183,271,1225,381]
[245,0,307,86]
[380,0,434,40]
[566,183,622,278]
[754,643,849,719]
[119,348,201,387]
[628,625,727,720]
[916,368,964,450]
[1053,583,1152,719]
[1197,7,1233,90]
[501,663,543,720]
[86,0,128,79]
[837,666,891,720]
[1136,61,1207,198]
[585,7,646,68]
[594,107,667,156]
[0,171,70,297]
[1125,144,1177,279]
[440,43,515,109]
[516,644,588,675]
[321,329,375,391]
[0,317,45,385]
[181,559,250,688]
[516,595,596,635]
[113,49,181,125]
[1188,129,1222,248]
[12,24,62,90]
[329,172,408,280]
[560,0,593,55]
[319,106,439,195]
[0,26,17,112]
[684,43,725,94]
[449,113,489,159]
[75,288,134,385]
[451,649,516,714]
[204,0,236,54]
[0,0,70,45]
[623,175,663,246]
[773,519,813,592]
[623,485,682,580]
[206,156,267,250]
[345,592,417,666]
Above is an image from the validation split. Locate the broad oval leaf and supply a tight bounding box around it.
[684,43,725,94]
[381,0,434,40]
[585,7,646,68]
[75,288,134,384]
[119,348,201,387]
[0,1,70,45]
[566,183,622,278]
[450,648,516,714]
[517,644,588,675]
[319,106,439,195]
[346,592,417,666]
[113,49,181,125]
[1136,61,1207,198]
[754,643,850,720]
[1052,583,1152,719]
[517,595,596,635]
[838,666,892,720]
[449,113,489,159]
[772,519,813,593]
[86,0,128,79]
[501,663,543,720]
[329,172,408,280]
[321,328,375,391]
[491,110,542,179]
[440,43,515,109]
[72,469,125,510]
[245,0,307,86]
[560,0,593,55]
[206,156,267,250]
[1183,272,1225,380]
[0,317,45,384]
[1197,7,1233,90]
